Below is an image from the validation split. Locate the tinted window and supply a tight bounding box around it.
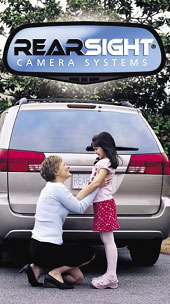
[9,110,159,154]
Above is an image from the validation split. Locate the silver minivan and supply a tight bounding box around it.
[0,98,170,265]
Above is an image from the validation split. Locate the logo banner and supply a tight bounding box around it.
[3,22,165,84]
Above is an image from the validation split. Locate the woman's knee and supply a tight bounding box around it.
[70,268,84,283]
[75,272,84,283]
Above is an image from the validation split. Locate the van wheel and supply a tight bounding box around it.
[129,239,162,266]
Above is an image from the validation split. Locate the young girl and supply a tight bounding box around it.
[79,131,120,289]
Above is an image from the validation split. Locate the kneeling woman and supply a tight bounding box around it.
[20,155,100,289]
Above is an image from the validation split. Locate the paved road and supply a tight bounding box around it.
[0,241,170,304]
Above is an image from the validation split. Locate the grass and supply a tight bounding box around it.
[160,237,170,254]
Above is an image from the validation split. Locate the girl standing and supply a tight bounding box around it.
[79,132,120,289]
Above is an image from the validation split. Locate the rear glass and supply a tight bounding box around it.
[9,109,159,154]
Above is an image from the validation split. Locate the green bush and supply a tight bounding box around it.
[143,112,170,158]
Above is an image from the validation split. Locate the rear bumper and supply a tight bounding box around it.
[64,196,170,241]
[0,195,170,244]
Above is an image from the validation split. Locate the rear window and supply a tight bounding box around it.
[9,109,160,154]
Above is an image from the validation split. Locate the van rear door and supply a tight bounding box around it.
[8,104,163,215]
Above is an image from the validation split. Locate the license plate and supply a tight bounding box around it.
[72,173,90,189]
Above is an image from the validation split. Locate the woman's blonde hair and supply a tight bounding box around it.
[40,155,62,182]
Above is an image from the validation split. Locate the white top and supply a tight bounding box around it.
[90,158,115,203]
[32,182,98,245]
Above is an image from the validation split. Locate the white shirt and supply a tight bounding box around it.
[32,182,98,245]
[90,158,115,203]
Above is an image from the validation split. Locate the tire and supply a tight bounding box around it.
[129,238,162,266]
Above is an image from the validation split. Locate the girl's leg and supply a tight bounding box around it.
[100,231,118,279]
[91,231,118,289]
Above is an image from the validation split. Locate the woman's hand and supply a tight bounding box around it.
[76,169,111,200]
[99,175,112,188]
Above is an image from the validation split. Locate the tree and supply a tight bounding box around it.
[0,0,169,154]
[100,0,170,154]
[0,0,63,110]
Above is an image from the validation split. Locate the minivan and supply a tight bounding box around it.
[0,98,170,266]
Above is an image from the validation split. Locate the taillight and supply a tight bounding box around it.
[126,153,170,175]
[0,149,8,171]
[0,149,45,172]
[162,153,170,175]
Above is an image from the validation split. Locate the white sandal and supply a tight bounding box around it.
[91,274,118,289]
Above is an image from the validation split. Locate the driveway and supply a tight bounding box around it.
[0,241,170,304]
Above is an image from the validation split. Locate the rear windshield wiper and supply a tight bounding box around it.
[116,146,139,151]
[86,146,139,151]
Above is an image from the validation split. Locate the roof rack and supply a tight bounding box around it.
[15,97,134,108]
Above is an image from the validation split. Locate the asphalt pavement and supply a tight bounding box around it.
[0,241,170,304]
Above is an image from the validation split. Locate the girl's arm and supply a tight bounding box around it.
[76,168,108,200]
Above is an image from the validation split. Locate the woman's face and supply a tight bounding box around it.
[56,161,72,181]
[93,146,105,159]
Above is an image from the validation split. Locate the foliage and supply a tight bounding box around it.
[0,0,169,156]
[65,0,120,21]
[143,112,170,157]
[0,0,62,30]
[100,0,170,156]
[103,0,170,25]
[67,0,101,10]
[0,0,62,111]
